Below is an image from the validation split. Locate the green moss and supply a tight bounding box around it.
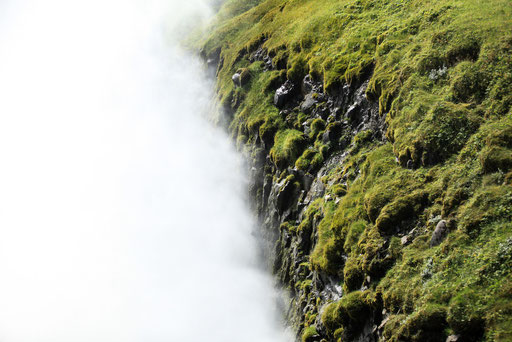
[310,118,326,140]
[343,257,364,292]
[301,326,318,342]
[295,147,324,173]
[480,146,512,174]
[375,190,428,234]
[447,288,485,339]
[321,291,375,337]
[287,54,309,83]
[343,220,366,254]
[270,129,307,168]
[394,304,448,341]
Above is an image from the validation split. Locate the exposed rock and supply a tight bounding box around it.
[378,316,390,330]
[401,235,410,246]
[274,81,295,108]
[232,72,241,87]
[430,220,448,247]
[322,122,342,145]
[302,74,315,95]
[250,46,273,70]
[248,75,386,341]
[446,335,461,342]
[301,93,318,113]
[232,69,251,88]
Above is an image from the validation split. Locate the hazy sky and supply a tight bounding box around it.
[0,1,290,341]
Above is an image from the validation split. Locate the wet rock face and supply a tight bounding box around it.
[243,72,387,341]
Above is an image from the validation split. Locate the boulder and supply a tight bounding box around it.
[232,69,251,88]
[430,220,448,247]
[231,72,241,87]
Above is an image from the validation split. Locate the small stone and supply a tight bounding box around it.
[446,335,461,342]
[401,235,409,245]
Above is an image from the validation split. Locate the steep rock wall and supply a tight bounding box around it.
[198,0,512,341]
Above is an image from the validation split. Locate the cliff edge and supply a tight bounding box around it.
[198,0,512,340]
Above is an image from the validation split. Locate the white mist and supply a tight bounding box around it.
[0,1,290,341]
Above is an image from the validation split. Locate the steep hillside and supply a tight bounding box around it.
[198,0,512,340]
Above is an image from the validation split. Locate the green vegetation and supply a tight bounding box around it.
[270,129,307,168]
[199,0,512,340]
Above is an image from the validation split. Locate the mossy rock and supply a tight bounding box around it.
[375,190,428,234]
[200,0,512,338]
[343,257,364,292]
[447,288,486,340]
[394,304,448,342]
[301,326,319,342]
[480,146,512,174]
[296,148,324,173]
[270,129,307,168]
[321,291,374,337]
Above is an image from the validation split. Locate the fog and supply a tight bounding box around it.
[0,1,290,341]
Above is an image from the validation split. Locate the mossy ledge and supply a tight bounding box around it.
[197,0,512,340]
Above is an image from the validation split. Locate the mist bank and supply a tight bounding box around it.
[0,1,291,341]
[200,0,512,341]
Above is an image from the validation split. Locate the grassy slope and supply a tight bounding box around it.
[199,0,512,340]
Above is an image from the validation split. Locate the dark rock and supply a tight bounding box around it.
[322,122,342,145]
[274,81,295,108]
[430,220,448,247]
[232,69,251,88]
[322,130,332,144]
[301,93,317,113]
[250,47,273,70]
[290,168,315,192]
[317,106,330,120]
[346,103,360,120]
[302,74,314,95]
[276,177,299,214]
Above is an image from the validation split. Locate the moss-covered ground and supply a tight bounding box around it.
[196,0,512,340]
